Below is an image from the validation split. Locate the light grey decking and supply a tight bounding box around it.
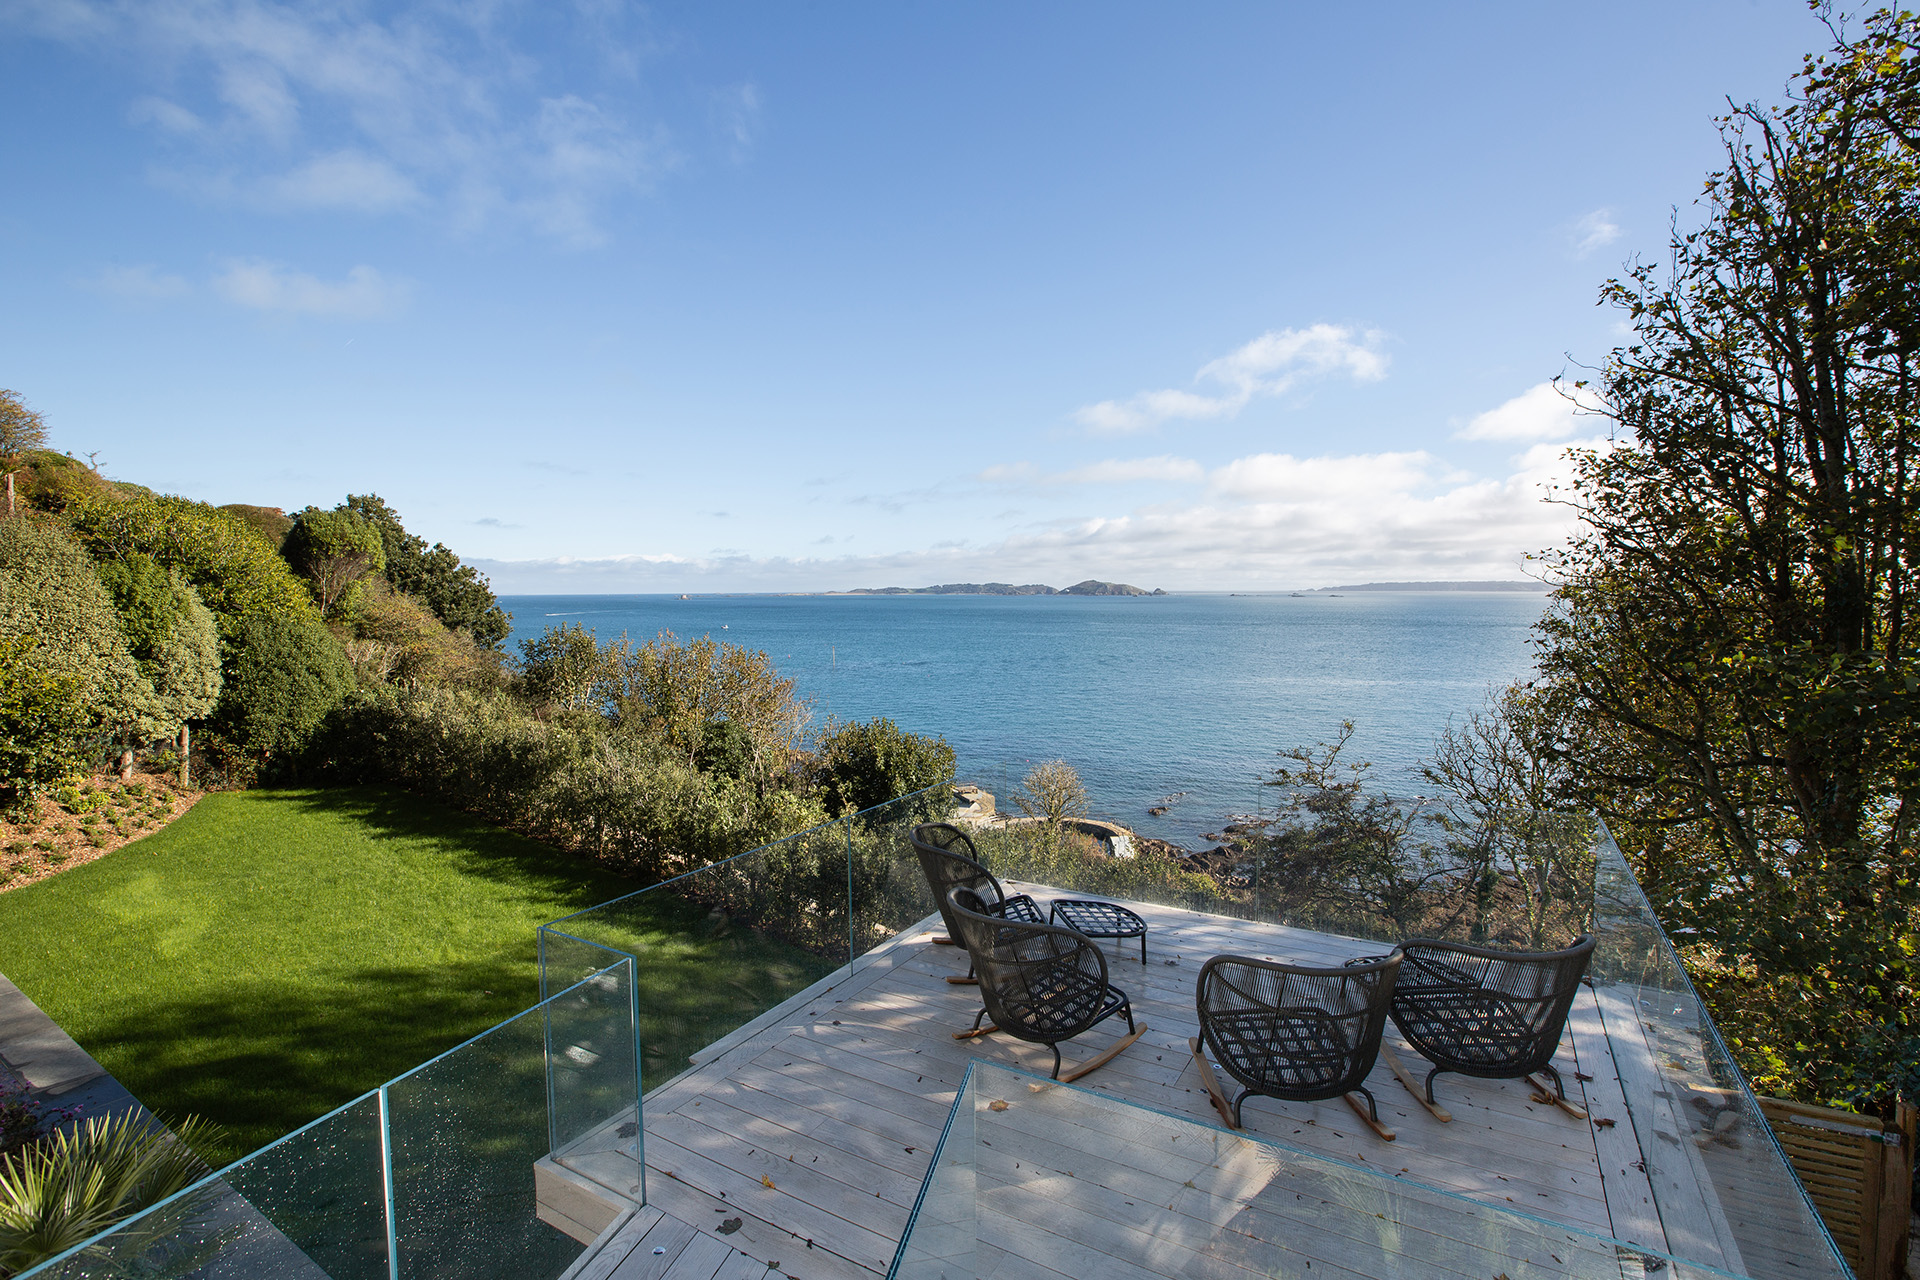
[565,888,1675,1280]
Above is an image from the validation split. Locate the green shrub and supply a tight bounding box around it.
[65,493,318,630]
[815,717,955,815]
[96,554,221,742]
[211,614,353,774]
[0,518,151,744]
[216,504,292,547]
[0,638,89,818]
[520,624,602,712]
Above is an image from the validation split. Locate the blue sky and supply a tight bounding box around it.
[1,1,1825,591]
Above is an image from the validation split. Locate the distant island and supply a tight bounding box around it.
[841,579,1165,597]
[1307,580,1548,593]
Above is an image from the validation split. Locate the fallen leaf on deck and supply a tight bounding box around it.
[1593,1117,1617,1129]
[718,1218,742,1235]
[761,1175,776,1189]
[989,1099,1009,1111]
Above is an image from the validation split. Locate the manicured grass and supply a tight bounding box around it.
[0,787,828,1165]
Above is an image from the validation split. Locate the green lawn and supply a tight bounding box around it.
[0,787,829,1165]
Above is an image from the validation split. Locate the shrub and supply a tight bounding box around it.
[1012,760,1090,826]
[520,624,603,712]
[0,518,150,741]
[216,504,292,547]
[0,639,89,817]
[96,554,221,741]
[814,717,956,815]
[597,629,808,779]
[211,614,353,774]
[65,493,319,630]
[345,578,502,688]
[16,451,112,515]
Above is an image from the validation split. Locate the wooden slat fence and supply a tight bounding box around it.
[1758,1096,1914,1280]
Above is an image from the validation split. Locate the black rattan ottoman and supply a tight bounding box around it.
[1048,900,1148,965]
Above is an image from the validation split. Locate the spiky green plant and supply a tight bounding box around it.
[0,1111,222,1276]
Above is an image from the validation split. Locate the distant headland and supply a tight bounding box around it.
[1306,580,1548,593]
[838,579,1165,597]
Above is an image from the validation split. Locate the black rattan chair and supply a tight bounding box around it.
[1386,935,1596,1107]
[1194,953,1401,1128]
[946,886,1136,1079]
[910,823,1046,938]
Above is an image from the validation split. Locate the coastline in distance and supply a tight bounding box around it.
[838,579,1165,596]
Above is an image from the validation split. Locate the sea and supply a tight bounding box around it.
[496,592,1548,847]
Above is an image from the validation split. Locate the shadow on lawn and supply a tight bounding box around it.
[263,786,644,905]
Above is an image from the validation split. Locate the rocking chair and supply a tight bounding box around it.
[1386,935,1595,1107]
[1195,953,1401,1132]
[946,886,1140,1080]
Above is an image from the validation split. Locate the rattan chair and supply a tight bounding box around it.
[1195,953,1401,1128]
[910,823,1046,937]
[946,886,1136,1079]
[1386,935,1596,1106]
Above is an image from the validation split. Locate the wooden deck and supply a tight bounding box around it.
[564,889,1682,1280]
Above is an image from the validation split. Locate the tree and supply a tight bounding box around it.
[1536,10,1920,1105]
[519,624,604,712]
[814,717,956,814]
[344,494,510,647]
[0,518,152,751]
[595,629,808,778]
[282,507,386,619]
[0,390,49,516]
[97,554,222,784]
[66,493,319,629]
[0,638,90,816]
[1013,759,1090,826]
[210,614,354,775]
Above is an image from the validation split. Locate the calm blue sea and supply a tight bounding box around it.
[496,592,1547,846]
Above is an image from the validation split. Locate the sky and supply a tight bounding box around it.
[0,1,1833,592]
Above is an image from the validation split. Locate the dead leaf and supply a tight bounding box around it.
[761,1175,776,1189]
[1593,1117,1617,1129]
[717,1218,742,1235]
[989,1099,1009,1112]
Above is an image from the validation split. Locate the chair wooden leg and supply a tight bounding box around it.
[1189,1037,1240,1129]
[1059,1024,1147,1084]
[930,935,956,945]
[945,976,979,985]
[1344,1090,1396,1141]
[1379,1045,1452,1122]
[953,1023,998,1040]
[1528,1072,1588,1120]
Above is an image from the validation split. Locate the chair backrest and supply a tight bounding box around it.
[910,822,1011,941]
[1196,953,1401,1098]
[1398,934,1596,1038]
[947,886,1110,1043]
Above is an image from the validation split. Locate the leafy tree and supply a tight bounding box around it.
[0,518,151,747]
[97,554,222,784]
[66,493,319,630]
[0,637,89,816]
[595,629,808,778]
[210,614,354,774]
[815,716,956,814]
[344,578,502,689]
[217,504,292,547]
[344,494,509,647]
[0,390,49,516]
[1536,11,1920,1106]
[519,624,603,712]
[1255,725,1456,938]
[283,507,386,619]
[17,450,111,514]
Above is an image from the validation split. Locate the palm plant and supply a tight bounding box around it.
[0,1111,222,1276]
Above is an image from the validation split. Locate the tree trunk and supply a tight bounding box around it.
[178,723,191,789]
[115,749,134,782]
[5,471,12,516]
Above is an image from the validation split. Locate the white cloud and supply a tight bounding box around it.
[1455,381,1607,442]
[1074,324,1388,434]
[259,149,421,213]
[212,259,411,319]
[13,1,666,245]
[473,438,1608,592]
[84,263,192,299]
[1572,208,1622,256]
[979,456,1205,486]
